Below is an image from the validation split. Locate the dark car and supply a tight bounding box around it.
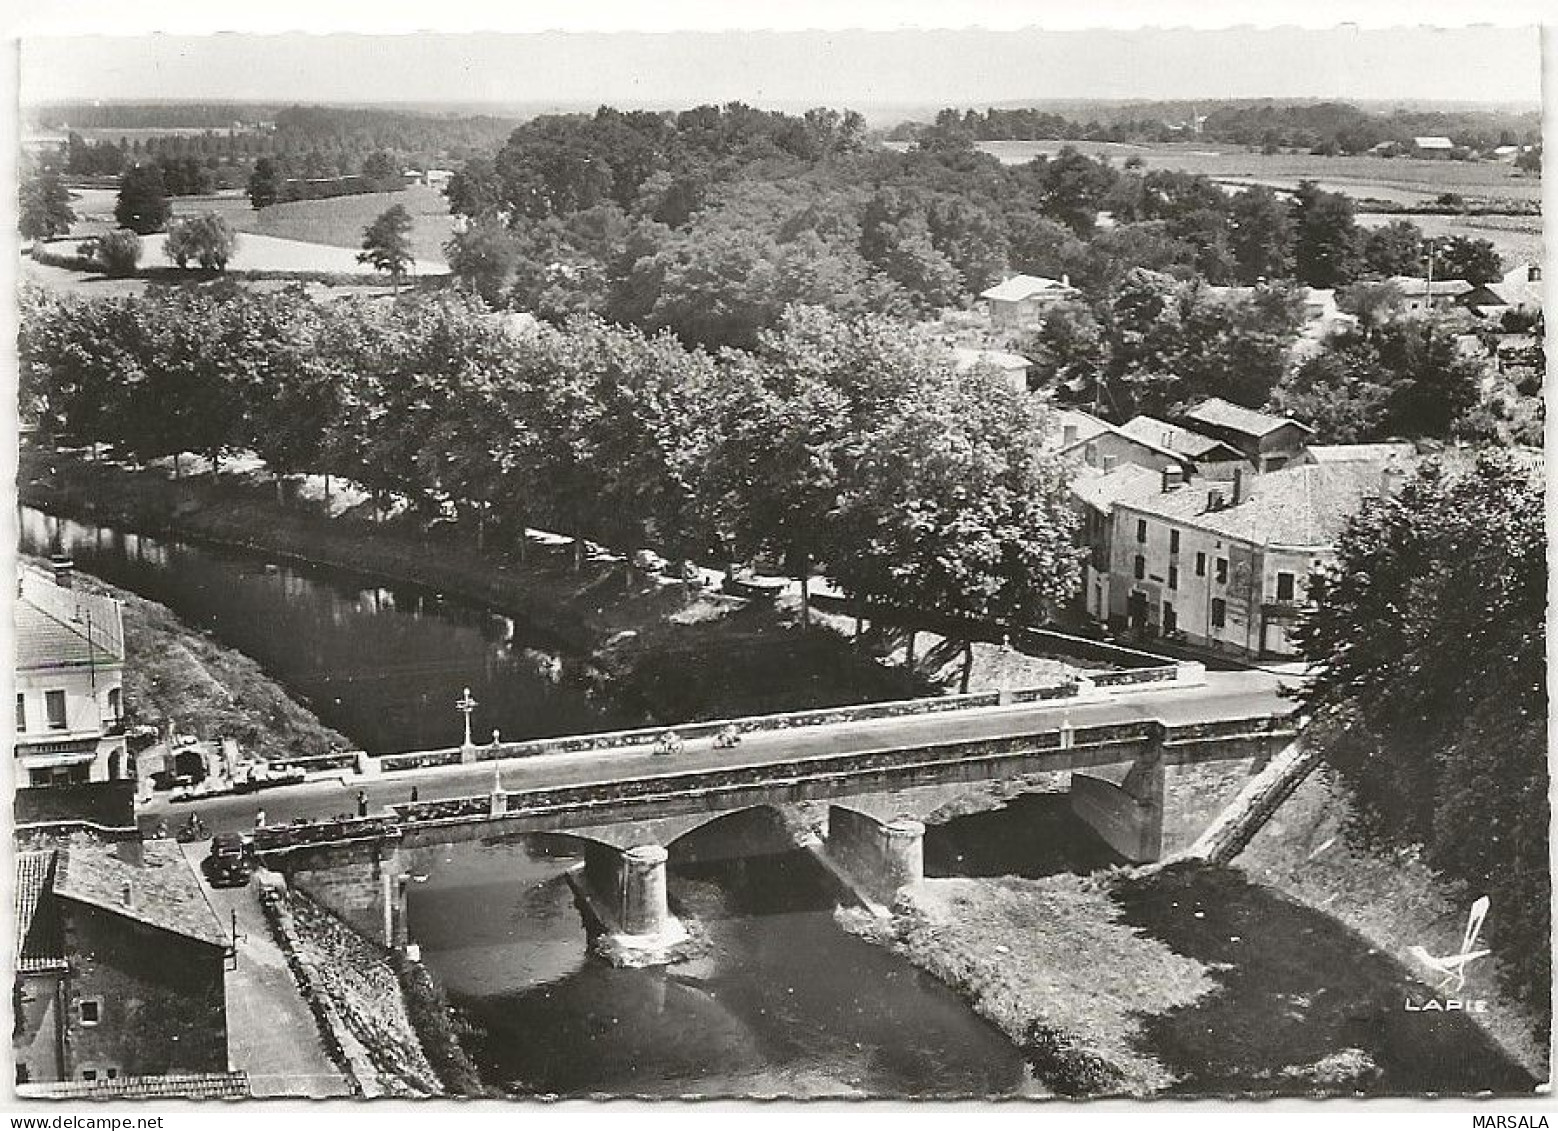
[204,833,253,888]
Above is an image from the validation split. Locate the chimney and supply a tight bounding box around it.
[49,554,74,590]
[1161,466,1184,493]
[1206,488,1226,512]
[1061,273,1071,289]
[1100,454,1118,473]
[1231,467,1245,505]
[1062,423,1078,446]
[1380,463,1405,498]
[121,880,134,910]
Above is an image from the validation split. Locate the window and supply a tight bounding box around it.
[1136,519,1147,543]
[79,998,101,1026]
[1134,555,1145,580]
[1276,572,1296,602]
[106,1068,118,1080]
[107,687,122,721]
[1163,602,1177,634]
[81,1070,97,1083]
[1169,529,1180,555]
[45,690,67,731]
[1195,552,1206,577]
[15,693,23,734]
[15,1064,29,1085]
[1215,558,1228,585]
[1168,566,1179,591]
[1211,598,1227,629]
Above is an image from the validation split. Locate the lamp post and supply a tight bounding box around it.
[456,687,478,761]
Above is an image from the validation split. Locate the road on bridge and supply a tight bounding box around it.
[144,668,1302,840]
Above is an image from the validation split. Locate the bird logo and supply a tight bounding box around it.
[1408,895,1491,994]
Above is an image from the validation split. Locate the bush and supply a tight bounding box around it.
[1019,1022,1125,1097]
[164,213,240,271]
[390,952,490,1096]
[94,230,143,277]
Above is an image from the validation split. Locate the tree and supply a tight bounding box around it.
[114,164,172,234]
[445,218,522,306]
[1430,235,1503,285]
[359,204,416,290]
[1361,219,1424,278]
[1295,454,1547,1025]
[163,213,240,271]
[19,171,75,241]
[248,158,282,210]
[1292,180,1361,288]
[1337,279,1405,336]
[94,230,142,277]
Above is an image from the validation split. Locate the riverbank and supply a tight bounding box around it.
[851,862,1540,1097]
[20,447,1083,727]
[54,558,353,761]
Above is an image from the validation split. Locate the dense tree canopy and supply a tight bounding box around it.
[18,171,75,241]
[114,164,172,234]
[1295,454,1547,1026]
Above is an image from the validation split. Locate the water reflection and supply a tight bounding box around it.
[18,506,633,753]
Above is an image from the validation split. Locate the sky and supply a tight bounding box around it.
[14,20,1544,111]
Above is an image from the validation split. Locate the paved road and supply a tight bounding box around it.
[148,669,1301,841]
[182,845,353,1097]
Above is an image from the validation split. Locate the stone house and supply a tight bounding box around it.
[13,840,230,1086]
[1180,399,1314,473]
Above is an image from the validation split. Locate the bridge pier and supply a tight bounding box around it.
[570,842,689,967]
[822,806,925,909]
[1068,725,1166,863]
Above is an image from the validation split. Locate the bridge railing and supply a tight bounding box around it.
[252,815,401,853]
[392,718,1182,828]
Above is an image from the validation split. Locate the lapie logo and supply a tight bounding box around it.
[1404,895,1492,1013]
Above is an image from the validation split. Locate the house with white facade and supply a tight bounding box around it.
[980,274,1079,330]
[1077,459,1407,658]
[15,559,128,787]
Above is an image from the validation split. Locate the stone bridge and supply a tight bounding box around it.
[252,712,1298,962]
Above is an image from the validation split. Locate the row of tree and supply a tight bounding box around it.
[19,288,1081,673]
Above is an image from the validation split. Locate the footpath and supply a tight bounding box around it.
[185,845,354,1098]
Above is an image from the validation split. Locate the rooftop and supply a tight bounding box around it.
[16,565,125,673]
[1306,443,1418,464]
[1413,135,1455,149]
[53,839,228,948]
[1070,463,1162,513]
[1184,398,1313,440]
[1054,408,1114,450]
[17,1072,251,1100]
[1117,460,1404,547]
[15,851,65,975]
[1119,415,1242,461]
[1387,275,1475,298]
[981,274,1074,303]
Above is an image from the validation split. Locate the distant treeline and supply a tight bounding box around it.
[891,100,1542,154]
[32,103,520,184]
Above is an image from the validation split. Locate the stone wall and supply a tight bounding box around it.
[58,904,228,1080]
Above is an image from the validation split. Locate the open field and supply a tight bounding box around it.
[59,184,455,267]
[885,139,1541,205]
[49,229,447,278]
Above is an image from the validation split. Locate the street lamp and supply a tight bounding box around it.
[455,687,478,749]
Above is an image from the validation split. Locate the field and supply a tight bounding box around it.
[1356,210,1544,269]
[60,183,456,267]
[50,230,447,278]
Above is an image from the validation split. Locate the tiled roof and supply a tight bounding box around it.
[1486,279,1542,309]
[1070,463,1162,513]
[1119,416,1242,461]
[981,274,1073,302]
[1184,398,1313,440]
[1414,136,1454,149]
[17,1072,251,1099]
[15,851,65,974]
[15,567,125,673]
[1118,461,1399,547]
[53,840,228,948]
[1305,443,1418,464]
[1053,409,1113,451]
[1387,275,1474,298]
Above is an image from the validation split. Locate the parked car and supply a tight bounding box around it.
[203,832,253,888]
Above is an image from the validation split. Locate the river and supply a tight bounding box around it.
[19,504,1064,1097]
[19,506,634,754]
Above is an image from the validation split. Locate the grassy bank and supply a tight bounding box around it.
[857,863,1541,1097]
[58,559,353,760]
[21,447,1049,726]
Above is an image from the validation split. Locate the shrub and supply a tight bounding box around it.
[390,952,490,1096]
[1019,1022,1125,1097]
[94,230,143,277]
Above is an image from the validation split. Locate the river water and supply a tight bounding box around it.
[19,505,1056,1097]
[19,507,634,754]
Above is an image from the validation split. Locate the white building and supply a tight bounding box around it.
[15,559,128,787]
[952,347,1032,393]
[980,274,1079,330]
